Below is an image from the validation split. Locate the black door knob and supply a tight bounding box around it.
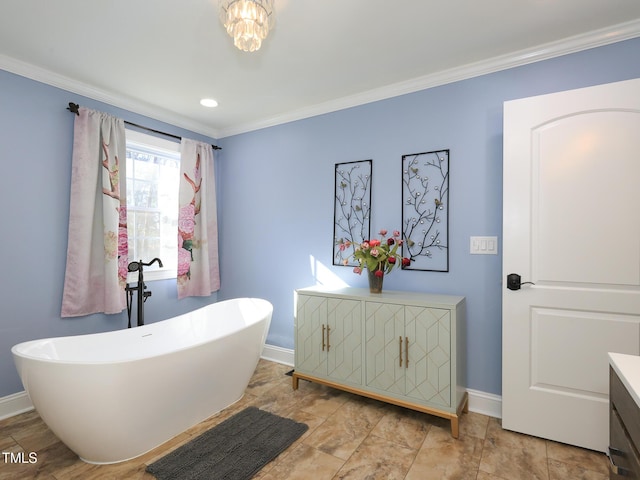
[507,273,522,290]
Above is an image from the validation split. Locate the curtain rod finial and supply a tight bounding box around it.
[67,102,79,115]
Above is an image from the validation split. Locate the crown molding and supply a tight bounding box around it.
[218,18,640,137]
[0,54,221,139]
[2,18,639,140]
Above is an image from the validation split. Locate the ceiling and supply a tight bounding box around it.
[1,1,640,138]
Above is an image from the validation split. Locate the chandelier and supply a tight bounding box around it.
[219,0,275,52]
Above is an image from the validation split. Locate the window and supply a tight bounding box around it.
[125,129,180,281]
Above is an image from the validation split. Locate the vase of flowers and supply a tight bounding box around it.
[366,267,384,293]
[343,229,411,293]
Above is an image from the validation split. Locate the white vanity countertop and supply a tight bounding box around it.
[609,352,640,408]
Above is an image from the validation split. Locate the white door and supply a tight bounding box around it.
[502,78,640,452]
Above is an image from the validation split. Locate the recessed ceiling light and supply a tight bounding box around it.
[200,98,218,107]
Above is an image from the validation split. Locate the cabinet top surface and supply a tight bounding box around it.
[609,352,640,409]
[296,286,465,307]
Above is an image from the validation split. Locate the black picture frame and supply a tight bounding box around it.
[401,150,449,271]
[333,159,372,266]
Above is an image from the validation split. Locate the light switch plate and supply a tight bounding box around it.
[470,236,498,255]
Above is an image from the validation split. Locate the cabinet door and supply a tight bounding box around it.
[365,302,405,396]
[296,294,327,376]
[405,306,451,407]
[327,298,362,384]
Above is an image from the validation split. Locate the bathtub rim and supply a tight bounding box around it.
[11,297,273,366]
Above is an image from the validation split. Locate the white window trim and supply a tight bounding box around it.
[125,129,180,283]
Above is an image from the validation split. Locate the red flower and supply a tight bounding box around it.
[387,238,395,246]
[369,239,381,247]
[402,257,411,267]
[374,269,384,278]
[388,256,396,264]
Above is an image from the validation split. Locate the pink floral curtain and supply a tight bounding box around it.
[177,139,220,298]
[61,107,128,317]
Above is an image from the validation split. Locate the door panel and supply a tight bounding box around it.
[327,298,362,384]
[295,295,327,376]
[502,78,640,452]
[406,306,451,407]
[532,111,640,286]
[365,302,404,395]
[531,308,640,395]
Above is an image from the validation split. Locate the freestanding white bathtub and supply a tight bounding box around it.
[12,298,272,464]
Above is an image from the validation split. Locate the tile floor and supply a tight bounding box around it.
[0,360,609,480]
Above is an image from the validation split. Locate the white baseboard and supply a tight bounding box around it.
[466,388,502,419]
[261,344,295,366]
[261,344,502,419]
[0,391,33,421]
[1,345,501,421]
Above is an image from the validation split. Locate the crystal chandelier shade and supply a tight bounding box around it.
[219,0,275,52]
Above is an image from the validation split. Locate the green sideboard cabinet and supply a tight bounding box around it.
[293,286,467,437]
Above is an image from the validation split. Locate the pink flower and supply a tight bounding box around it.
[361,242,370,249]
[118,256,129,281]
[353,266,362,275]
[379,229,387,236]
[369,239,381,247]
[370,248,379,257]
[118,205,127,227]
[393,230,401,237]
[118,227,128,255]
[178,204,196,236]
[178,247,191,276]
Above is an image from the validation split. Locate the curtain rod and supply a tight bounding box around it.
[66,102,221,150]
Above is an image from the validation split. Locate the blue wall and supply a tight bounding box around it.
[0,70,220,397]
[216,37,640,396]
[1,37,639,400]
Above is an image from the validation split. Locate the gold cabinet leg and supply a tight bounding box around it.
[292,374,299,390]
[450,415,459,438]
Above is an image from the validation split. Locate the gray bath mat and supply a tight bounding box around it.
[146,406,308,480]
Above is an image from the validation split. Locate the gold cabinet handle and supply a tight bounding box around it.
[322,324,326,351]
[405,337,409,368]
[326,326,331,351]
[399,336,403,367]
